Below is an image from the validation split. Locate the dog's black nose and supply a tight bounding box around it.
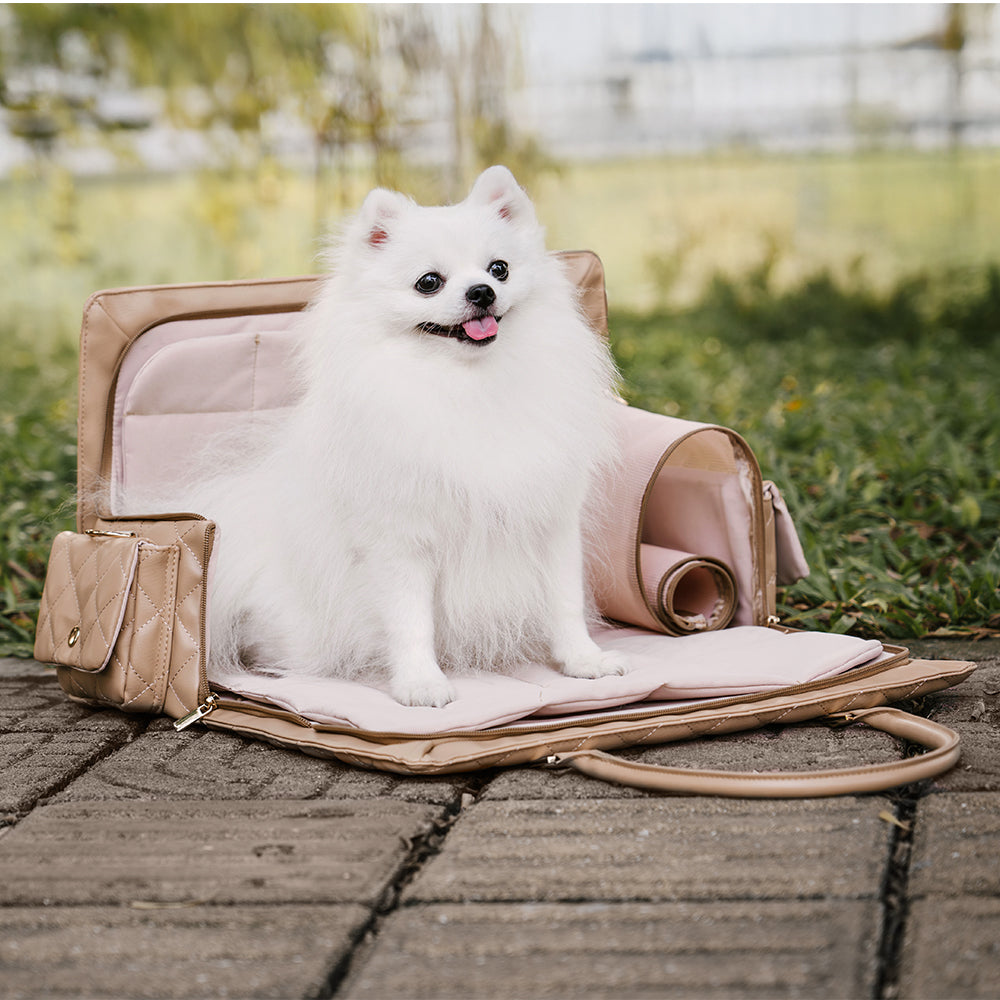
[466,284,496,308]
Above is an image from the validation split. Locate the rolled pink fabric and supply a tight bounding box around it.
[637,543,737,635]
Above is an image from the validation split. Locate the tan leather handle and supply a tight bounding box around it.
[551,708,960,798]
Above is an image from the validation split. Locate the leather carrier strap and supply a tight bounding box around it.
[550,708,960,798]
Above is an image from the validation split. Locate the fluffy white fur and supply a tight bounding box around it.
[126,166,627,706]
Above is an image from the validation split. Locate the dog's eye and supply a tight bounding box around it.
[488,260,509,282]
[415,272,444,295]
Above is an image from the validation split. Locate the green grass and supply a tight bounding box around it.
[2,262,997,654]
[1,351,78,657]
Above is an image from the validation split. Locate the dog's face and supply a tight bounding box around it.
[339,166,547,350]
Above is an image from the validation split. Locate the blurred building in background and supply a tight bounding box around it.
[511,3,1000,157]
[1,3,998,180]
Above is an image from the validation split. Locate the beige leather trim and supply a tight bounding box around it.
[557,250,609,338]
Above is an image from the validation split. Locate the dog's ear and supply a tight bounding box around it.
[356,187,411,248]
[466,166,536,226]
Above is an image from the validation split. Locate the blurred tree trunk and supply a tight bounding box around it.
[942,4,967,150]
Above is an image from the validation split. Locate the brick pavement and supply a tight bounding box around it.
[1,640,997,999]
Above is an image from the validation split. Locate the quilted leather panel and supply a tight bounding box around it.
[102,516,214,718]
[50,517,215,718]
[55,541,179,713]
[111,542,179,711]
[34,532,140,672]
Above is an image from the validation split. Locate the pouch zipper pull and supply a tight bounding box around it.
[174,694,219,731]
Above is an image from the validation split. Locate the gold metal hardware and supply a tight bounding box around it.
[174,694,220,732]
[67,626,80,648]
[85,529,137,538]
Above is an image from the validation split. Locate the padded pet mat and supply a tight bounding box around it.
[212,625,886,736]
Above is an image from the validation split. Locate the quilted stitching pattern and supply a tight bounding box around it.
[53,517,214,719]
[34,532,139,672]
[53,540,179,714]
[111,543,179,710]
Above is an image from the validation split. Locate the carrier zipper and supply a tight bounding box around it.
[174,693,220,731]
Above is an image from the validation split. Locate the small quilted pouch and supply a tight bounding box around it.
[35,529,180,713]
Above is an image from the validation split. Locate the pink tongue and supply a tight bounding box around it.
[462,316,499,341]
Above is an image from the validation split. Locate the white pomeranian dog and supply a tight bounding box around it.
[136,166,627,706]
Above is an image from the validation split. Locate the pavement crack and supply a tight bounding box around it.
[316,773,493,998]
[10,716,149,822]
[873,786,922,999]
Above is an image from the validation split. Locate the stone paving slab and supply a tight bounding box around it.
[54,716,465,806]
[926,723,1000,792]
[921,651,999,725]
[900,897,1000,999]
[906,639,999,666]
[920,654,1000,793]
[3,645,998,999]
[405,797,892,903]
[0,903,369,1000]
[0,668,143,816]
[0,658,463,808]
[0,799,438,907]
[342,899,881,999]
[908,792,1000,898]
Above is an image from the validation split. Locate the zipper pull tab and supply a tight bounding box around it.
[174,694,219,732]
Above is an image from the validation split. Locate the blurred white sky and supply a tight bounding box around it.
[519,3,948,75]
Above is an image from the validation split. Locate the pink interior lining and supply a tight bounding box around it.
[112,312,301,510]
[643,459,757,625]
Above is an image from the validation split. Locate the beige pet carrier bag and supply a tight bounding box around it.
[34,252,975,796]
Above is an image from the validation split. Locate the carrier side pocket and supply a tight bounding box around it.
[764,480,811,586]
[35,530,180,714]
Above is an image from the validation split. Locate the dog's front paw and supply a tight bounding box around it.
[559,647,629,680]
[390,672,456,708]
